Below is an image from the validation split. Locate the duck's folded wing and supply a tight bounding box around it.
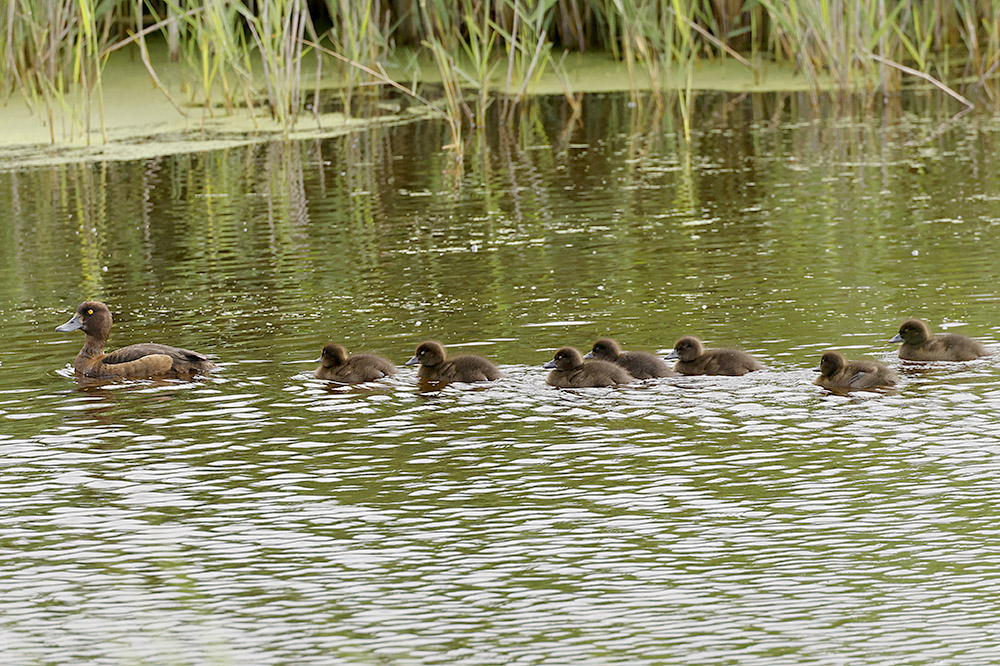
[848,370,871,387]
[103,343,209,365]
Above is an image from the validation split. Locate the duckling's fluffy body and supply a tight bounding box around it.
[545,347,634,387]
[56,301,215,379]
[406,341,503,382]
[585,338,675,379]
[891,319,990,361]
[315,343,396,383]
[667,336,764,376]
[815,350,898,391]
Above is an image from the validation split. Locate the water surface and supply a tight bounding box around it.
[2,92,1000,665]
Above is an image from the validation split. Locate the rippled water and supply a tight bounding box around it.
[2,93,1000,665]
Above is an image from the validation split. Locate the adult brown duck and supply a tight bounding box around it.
[56,301,215,379]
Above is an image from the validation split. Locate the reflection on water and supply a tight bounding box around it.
[2,91,1000,665]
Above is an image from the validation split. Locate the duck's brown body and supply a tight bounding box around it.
[891,319,990,361]
[315,343,396,383]
[545,347,634,387]
[406,341,503,383]
[815,351,898,391]
[585,338,676,379]
[667,336,764,376]
[57,301,215,379]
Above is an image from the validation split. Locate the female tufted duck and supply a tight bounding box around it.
[56,301,215,379]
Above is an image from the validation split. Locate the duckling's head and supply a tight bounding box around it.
[669,336,704,362]
[585,338,622,362]
[406,340,446,367]
[891,319,931,345]
[544,347,585,371]
[320,343,349,368]
[56,301,113,340]
[818,350,847,377]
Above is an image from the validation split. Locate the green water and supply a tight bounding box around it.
[1,92,1000,665]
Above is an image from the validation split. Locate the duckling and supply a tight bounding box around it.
[584,338,676,379]
[544,346,634,387]
[405,341,503,382]
[56,301,215,379]
[666,335,764,376]
[315,343,396,383]
[815,350,898,391]
[890,319,990,361]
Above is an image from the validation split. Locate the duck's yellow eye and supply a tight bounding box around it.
[87,309,93,315]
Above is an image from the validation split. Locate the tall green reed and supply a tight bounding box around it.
[325,0,391,118]
[154,0,254,117]
[2,0,112,143]
[240,0,316,128]
[495,0,556,121]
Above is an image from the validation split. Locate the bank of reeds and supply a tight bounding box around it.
[2,0,113,143]
[2,0,999,144]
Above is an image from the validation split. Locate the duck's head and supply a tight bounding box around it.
[544,347,585,371]
[585,338,621,362]
[818,350,847,377]
[319,343,349,367]
[406,340,446,367]
[667,336,704,362]
[890,319,931,345]
[56,301,112,340]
